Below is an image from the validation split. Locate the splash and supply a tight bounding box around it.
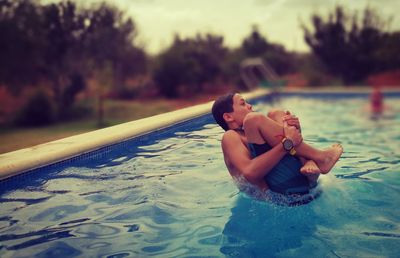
[233,175,321,206]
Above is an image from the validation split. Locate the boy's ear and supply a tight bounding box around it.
[223,112,233,122]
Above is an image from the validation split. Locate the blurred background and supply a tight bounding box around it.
[1,0,399,153]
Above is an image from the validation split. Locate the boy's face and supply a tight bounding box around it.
[228,94,253,126]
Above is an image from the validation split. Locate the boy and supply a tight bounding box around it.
[212,93,343,194]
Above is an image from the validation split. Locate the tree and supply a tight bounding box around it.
[0,0,42,92]
[0,0,147,125]
[40,1,87,117]
[0,0,89,118]
[82,2,146,124]
[242,25,269,57]
[241,26,296,75]
[374,32,400,72]
[302,5,396,84]
[83,3,146,81]
[153,34,227,98]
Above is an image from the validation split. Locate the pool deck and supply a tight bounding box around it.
[0,89,269,180]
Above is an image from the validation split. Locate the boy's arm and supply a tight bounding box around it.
[222,131,287,185]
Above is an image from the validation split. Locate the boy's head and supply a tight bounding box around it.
[211,93,235,131]
[211,93,253,131]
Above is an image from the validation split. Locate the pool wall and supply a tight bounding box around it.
[0,89,269,180]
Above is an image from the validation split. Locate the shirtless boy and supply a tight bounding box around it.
[212,93,343,194]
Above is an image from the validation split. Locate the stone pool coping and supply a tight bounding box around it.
[0,89,269,180]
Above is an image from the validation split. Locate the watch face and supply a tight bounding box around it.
[283,139,293,151]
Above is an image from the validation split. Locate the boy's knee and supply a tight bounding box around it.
[246,112,264,120]
[267,109,286,120]
[244,112,265,127]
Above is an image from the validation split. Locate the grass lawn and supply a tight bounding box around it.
[0,96,215,154]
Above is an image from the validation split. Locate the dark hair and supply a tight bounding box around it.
[211,93,235,131]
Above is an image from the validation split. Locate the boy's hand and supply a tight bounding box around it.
[283,121,303,146]
[283,112,301,131]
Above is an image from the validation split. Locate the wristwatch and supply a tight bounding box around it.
[282,138,296,155]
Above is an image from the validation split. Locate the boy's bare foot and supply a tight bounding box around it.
[316,144,343,174]
[300,160,322,174]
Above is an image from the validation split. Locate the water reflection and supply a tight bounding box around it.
[220,194,318,257]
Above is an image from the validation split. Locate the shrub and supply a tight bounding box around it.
[14,90,55,126]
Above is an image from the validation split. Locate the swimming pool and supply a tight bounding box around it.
[1,92,399,257]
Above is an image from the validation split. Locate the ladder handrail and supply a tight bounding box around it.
[240,57,281,89]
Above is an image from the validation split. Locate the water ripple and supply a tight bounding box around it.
[0,216,18,229]
[362,232,400,238]
[336,167,389,179]
[4,231,74,251]
[0,221,94,251]
[59,218,91,226]
[29,205,88,222]
[105,251,133,258]
[0,196,51,206]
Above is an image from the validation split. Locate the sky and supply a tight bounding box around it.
[44,0,400,55]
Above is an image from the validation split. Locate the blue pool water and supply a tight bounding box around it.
[1,93,399,257]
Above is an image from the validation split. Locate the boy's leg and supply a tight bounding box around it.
[267,109,287,125]
[244,112,343,174]
[268,110,321,174]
